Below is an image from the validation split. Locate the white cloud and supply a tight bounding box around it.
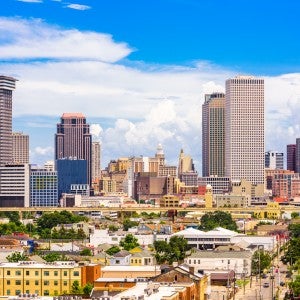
[2,17,300,170]
[66,4,91,10]
[0,17,132,63]
[90,124,103,140]
[32,146,54,156]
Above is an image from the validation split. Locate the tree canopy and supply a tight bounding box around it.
[119,234,139,251]
[6,252,28,262]
[251,249,272,275]
[199,211,238,231]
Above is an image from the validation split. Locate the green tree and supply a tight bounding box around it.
[291,212,300,219]
[199,211,238,231]
[288,223,300,238]
[283,238,300,265]
[251,249,272,275]
[43,252,69,262]
[5,212,21,226]
[83,283,93,296]
[289,275,300,296]
[106,246,121,256]
[71,280,83,294]
[123,218,139,231]
[6,252,28,262]
[80,248,93,256]
[119,233,139,250]
[108,225,119,232]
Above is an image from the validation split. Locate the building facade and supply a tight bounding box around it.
[0,164,30,207]
[178,149,194,176]
[287,144,296,172]
[202,92,225,177]
[12,132,29,164]
[92,141,101,182]
[0,76,17,166]
[30,167,58,207]
[225,76,264,185]
[265,150,284,169]
[55,113,92,186]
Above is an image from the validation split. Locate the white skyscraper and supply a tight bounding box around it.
[225,76,264,185]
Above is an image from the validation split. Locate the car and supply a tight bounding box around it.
[280,281,285,287]
[263,282,270,288]
[262,274,268,279]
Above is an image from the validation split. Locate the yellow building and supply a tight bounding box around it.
[0,261,100,297]
[253,202,281,219]
[205,184,213,208]
[160,195,180,207]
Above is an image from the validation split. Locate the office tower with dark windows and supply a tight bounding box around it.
[202,93,225,177]
[225,76,264,185]
[287,144,297,172]
[12,132,29,164]
[0,76,17,166]
[265,150,284,170]
[55,113,92,186]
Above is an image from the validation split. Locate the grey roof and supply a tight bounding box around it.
[113,250,131,258]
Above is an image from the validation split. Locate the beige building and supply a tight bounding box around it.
[215,194,251,208]
[12,132,29,164]
[231,179,264,199]
[92,141,101,182]
[225,76,264,185]
[178,149,194,175]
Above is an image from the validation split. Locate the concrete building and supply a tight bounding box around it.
[272,172,300,199]
[202,92,225,177]
[296,138,300,174]
[12,132,29,164]
[55,113,92,186]
[265,150,284,169]
[225,76,264,185]
[0,76,17,166]
[30,167,58,207]
[0,164,30,207]
[44,161,55,171]
[178,149,194,176]
[231,179,264,200]
[92,141,101,182]
[198,176,230,194]
[287,144,296,172]
[179,171,198,186]
[215,194,251,208]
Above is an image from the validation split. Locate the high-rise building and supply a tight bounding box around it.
[0,164,30,207]
[265,150,284,169]
[12,132,29,164]
[55,113,92,185]
[225,76,264,185]
[287,144,296,172]
[296,138,300,174]
[30,166,58,207]
[92,141,101,182]
[178,149,194,176]
[0,76,17,166]
[202,92,225,177]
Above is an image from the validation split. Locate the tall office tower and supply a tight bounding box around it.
[92,141,101,182]
[55,113,92,185]
[265,150,284,169]
[296,139,300,173]
[287,144,296,172]
[225,76,264,185]
[12,132,29,164]
[0,76,17,166]
[202,92,225,177]
[178,149,194,176]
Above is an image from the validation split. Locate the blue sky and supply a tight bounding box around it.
[2,0,300,171]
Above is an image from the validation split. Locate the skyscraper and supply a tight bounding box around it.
[265,150,284,169]
[202,92,225,177]
[0,76,17,166]
[92,141,101,182]
[12,132,29,164]
[296,138,300,174]
[225,76,264,185]
[55,113,92,185]
[287,144,296,172]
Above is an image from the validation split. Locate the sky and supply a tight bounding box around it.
[2,0,300,172]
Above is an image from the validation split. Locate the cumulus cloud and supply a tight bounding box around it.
[17,0,42,3]
[2,17,300,170]
[0,17,132,62]
[66,4,91,10]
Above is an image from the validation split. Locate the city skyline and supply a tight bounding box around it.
[2,0,300,171]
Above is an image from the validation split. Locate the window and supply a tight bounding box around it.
[35,271,39,276]
[44,281,49,286]
[26,271,30,276]
[7,280,10,285]
[44,290,49,296]
[25,280,30,285]
[44,271,49,276]
[63,281,68,286]
[54,271,58,276]
[35,280,39,286]
[73,271,79,276]
[26,290,30,294]
[16,290,21,295]
[6,271,10,275]
[54,281,58,286]
[16,271,21,276]
[6,290,10,295]
[63,271,68,276]
[16,280,21,286]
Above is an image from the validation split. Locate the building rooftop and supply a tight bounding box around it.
[62,113,85,118]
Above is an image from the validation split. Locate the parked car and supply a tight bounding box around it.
[262,274,268,279]
[263,282,270,288]
[280,281,285,286]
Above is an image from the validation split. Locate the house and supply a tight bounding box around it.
[129,249,154,266]
[110,250,131,266]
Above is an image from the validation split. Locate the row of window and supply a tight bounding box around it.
[6,280,69,286]
[6,270,79,276]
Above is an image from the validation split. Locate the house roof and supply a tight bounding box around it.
[113,250,131,258]
[187,250,252,259]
